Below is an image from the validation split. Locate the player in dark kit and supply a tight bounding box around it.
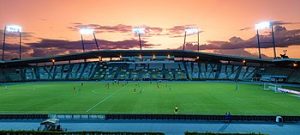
[174,105,179,114]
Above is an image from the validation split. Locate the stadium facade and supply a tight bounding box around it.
[0,50,299,83]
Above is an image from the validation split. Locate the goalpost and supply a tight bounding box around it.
[263,83,282,93]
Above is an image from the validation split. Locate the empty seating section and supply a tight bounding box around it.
[0,61,272,82]
[0,68,23,82]
[288,70,300,83]
[259,67,294,82]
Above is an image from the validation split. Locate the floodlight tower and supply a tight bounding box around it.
[132,27,145,50]
[255,21,276,59]
[2,25,22,60]
[183,27,200,52]
[79,28,99,52]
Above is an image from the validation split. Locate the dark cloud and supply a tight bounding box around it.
[1,43,32,60]
[0,30,3,43]
[167,25,187,35]
[179,26,300,51]
[180,43,270,58]
[69,23,210,38]
[166,25,203,38]
[1,37,158,59]
[28,38,156,49]
[25,38,157,58]
[0,29,35,60]
[0,29,34,41]
[144,26,163,36]
[68,23,132,33]
[69,23,163,36]
[240,21,300,31]
[272,20,300,26]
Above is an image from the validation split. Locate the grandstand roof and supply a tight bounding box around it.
[0,50,299,66]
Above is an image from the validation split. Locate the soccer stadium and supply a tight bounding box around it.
[1,0,300,134]
[1,48,300,134]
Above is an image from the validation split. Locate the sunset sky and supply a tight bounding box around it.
[0,0,300,59]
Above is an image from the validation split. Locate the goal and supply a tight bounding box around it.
[264,83,282,93]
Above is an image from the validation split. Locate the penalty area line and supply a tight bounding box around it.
[86,85,127,112]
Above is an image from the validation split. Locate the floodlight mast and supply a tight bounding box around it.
[2,25,22,60]
[183,27,200,52]
[271,25,276,59]
[80,34,85,52]
[183,31,186,51]
[138,33,142,50]
[255,21,277,59]
[132,27,145,50]
[197,30,200,52]
[256,29,262,59]
[2,26,6,61]
[79,28,99,53]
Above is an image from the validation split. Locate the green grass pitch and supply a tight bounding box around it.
[0,81,299,115]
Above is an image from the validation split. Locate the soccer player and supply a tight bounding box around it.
[174,105,179,114]
[73,86,77,94]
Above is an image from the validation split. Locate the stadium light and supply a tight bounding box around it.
[255,21,276,59]
[152,54,156,59]
[79,28,94,35]
[293,63,298,67]
[79,28,100,52]
[6,25,22,32]
[167,54,171,59]
[183,26,201,52]
[2,24,23,61]
[185,27,199,35]
[138,54,143,59]
[242,60,246,65]
[51,59,55,65]
[132,26,145,50]
[132,27,145,35]
[255,21,270,30]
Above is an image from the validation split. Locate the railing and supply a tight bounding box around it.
[0,114,299,122]
[0,114,48,120]
[105,114,300,122]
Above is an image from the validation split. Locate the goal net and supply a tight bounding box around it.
[264,83,282,92]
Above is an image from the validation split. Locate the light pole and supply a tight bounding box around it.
[184,26,200,51]
[79,28,99,52]
[2,24,22,60]
[132,26,145,50]
[255,21,276,59]
[183,31,186,51]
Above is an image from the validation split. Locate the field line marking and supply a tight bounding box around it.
[86,85,127,112]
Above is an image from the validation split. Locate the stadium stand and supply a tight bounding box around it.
[0,61,259,81]
[0,50,299,83]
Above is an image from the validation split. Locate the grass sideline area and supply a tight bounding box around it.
[0,81,299,115]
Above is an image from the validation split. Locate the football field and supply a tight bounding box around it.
[0,81,299,115]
